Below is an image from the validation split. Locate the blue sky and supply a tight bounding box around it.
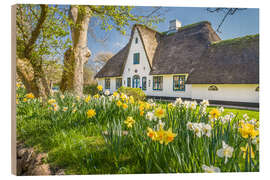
[87,6,259,65]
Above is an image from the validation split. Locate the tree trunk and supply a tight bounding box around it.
[60,5,91,97]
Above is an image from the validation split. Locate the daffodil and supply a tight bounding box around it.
[140,110,144,116]
[164,128,177,145]
[97,85,103,91]
[239,122,259,139]
[216,141,234,164]
[105,90,110,96]
[23,98,27,102]
[116,100,122,107]
[129,96,134,104]
[154,107,166,119]
[63,107,68,112]
[168,103,174,109]
[93,94,99,99]
[60,95,65,100]
[202,165,220,173]
[146,111,156,121]
[124,116,135,128]
[25,93,35,99]
[147,127,158,141]
[122,103,128,109]
[240,143,255,159]
[85,95,91,103]
[209,108,221,119]
[87,109,96,118]
[48,99,56,105]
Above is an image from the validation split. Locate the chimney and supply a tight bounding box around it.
[169,19,181,31]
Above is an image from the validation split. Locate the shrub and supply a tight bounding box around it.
[83,84,98,95]
[117,86,146,101]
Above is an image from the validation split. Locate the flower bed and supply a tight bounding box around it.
[16,83,259,174]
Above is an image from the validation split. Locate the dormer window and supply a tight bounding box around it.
[133,53,140,64]
[135,37,138,44]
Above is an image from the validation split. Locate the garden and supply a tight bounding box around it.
[16,83,259,174]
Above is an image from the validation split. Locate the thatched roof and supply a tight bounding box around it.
[186,34,259,84]
[95,21,259,84]
[150,21,221,75]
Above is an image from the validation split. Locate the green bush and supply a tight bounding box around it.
[83,84,98,95]
[117,86,146,101]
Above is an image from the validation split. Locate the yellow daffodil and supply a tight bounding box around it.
[156,126,166,144]
[116,100,122,107]
[155,107,166,119]
[93,94,100,99]
[239,122,259,139]
[124,116,135,128]
[25,93,35,99]
[164,128,177,145]
[87,109,96,118]
[241,143,255,159]
[48,99,56,105]
[85,95,91,103]
[140,110,144,116]
[129,96,134,104]
[168,103,173,109]
[113,91,119,97]
[97,85,103,91]
[209,108,220,119]
[122,103,128,109]
[147,127,158,141]
[23,98,27,102]
[120,93,127,101]
[139,104,145,112]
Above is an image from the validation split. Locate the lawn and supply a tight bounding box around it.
[16,87,260,174]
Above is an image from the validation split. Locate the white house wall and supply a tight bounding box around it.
[191,84,259,103]
[122,28,152,92]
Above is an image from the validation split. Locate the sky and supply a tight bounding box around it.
[87,6,259,67]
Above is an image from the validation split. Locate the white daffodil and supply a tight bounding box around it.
[174,97,183,106]
[146,111,156,121]
[157,120,165,130]
[243,113,249,120]
[200,100,209,107]
[105,90,110,96]
[218,106,224,113]
[187,122,194,131]
[217,141,234,164]
[202,124,212,137]
[190,101,197,110]
[193,123,203,137]
[202,165,220,173]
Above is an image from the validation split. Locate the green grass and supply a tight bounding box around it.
[208,106,259,121]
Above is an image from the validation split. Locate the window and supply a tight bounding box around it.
[153,76,163,90]
[255,86,259,92]
[105,78,110,89]
[116,78,122,89]
[133,53,140,64]
[173,75,186,91]
[135,37,138,44]
[142,77,147,90]
[208,85,218,91]
[127,77,131,87]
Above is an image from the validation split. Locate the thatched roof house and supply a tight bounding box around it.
[95,20,259,105]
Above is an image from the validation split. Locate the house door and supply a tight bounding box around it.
[132,75,140,88]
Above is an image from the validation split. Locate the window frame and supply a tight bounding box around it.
[105,78,110,90]
[135,37,138,44]
[116,78,122,89]
[127,77,131,87]
[133,53,140,64]
[173,75,186,91]
[153,76,163,91]
[142,76,147,90]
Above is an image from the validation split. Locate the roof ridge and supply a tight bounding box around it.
[211,34,259,47]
